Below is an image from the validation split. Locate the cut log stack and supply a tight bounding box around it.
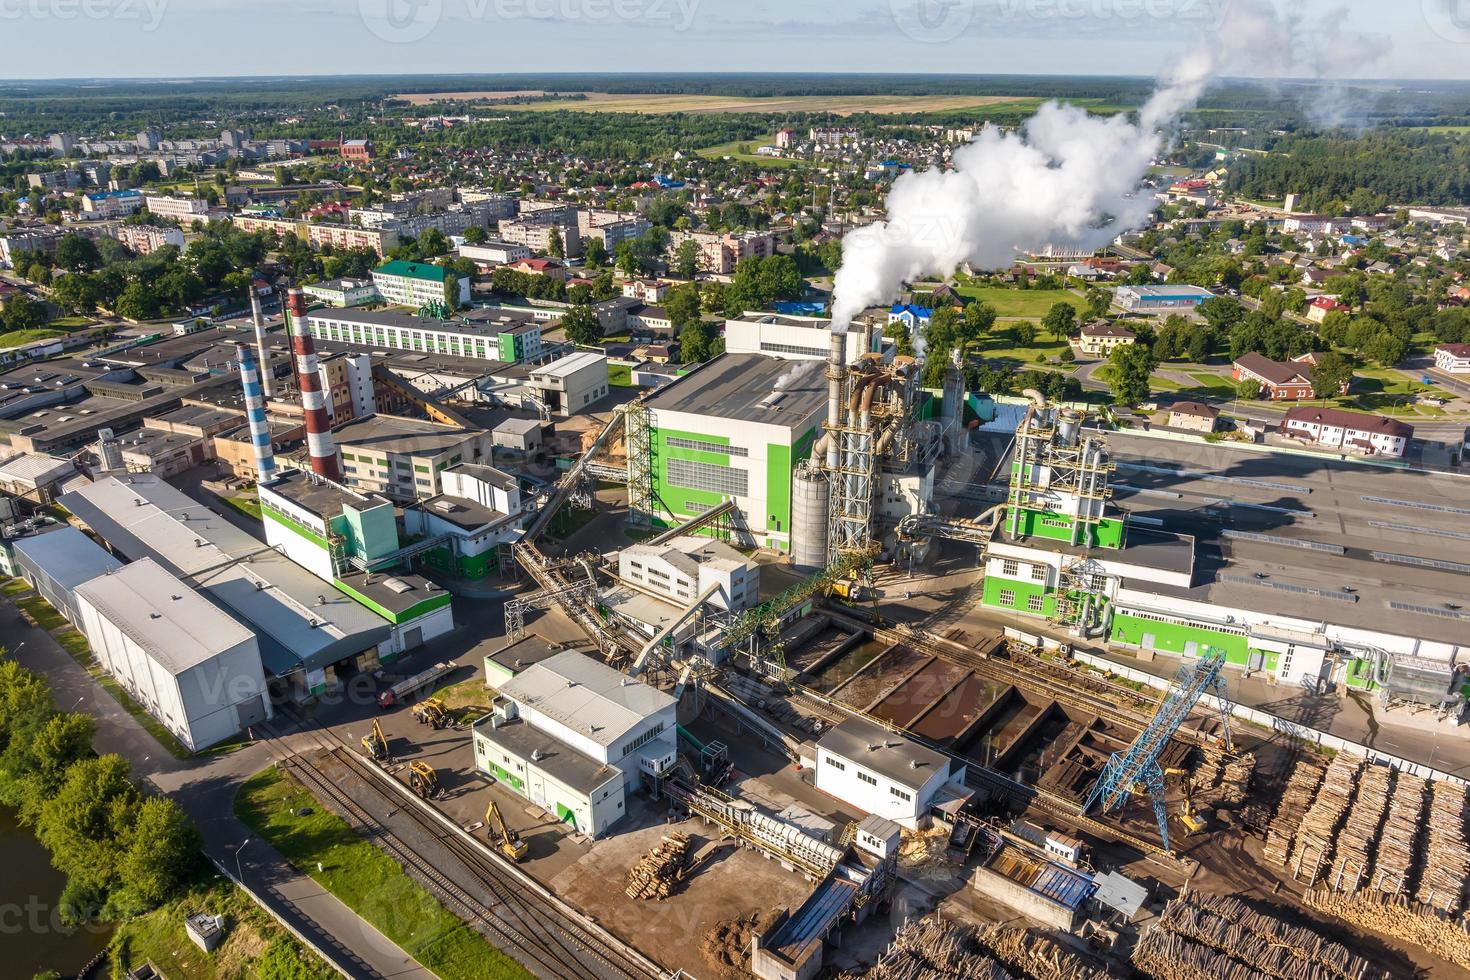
[1218,751,1255,808]
[1370,772,1426,897]
[1192,743,1225,794]
[1329,763,1392,894]
[867,915,1013,980]
[1415,780,1470,915]
[1288,753,1364,885]
[979,924,1111,980]
[1134,889,1390,980]
[1264,756,1327,867]
[625,832,692,901]
[1304,889,1470,972]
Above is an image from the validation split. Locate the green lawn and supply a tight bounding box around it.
[608,363,633,387]
[237,767,531,980]
[48,315,95,330]
[111,878,335,980]
[1,576,33,599]
[696,132,806,168]
[952,285,1087,318]
[221,493,262,521]
[17,594,67,631]
[972,330,1071,367]
[0,327,66,350]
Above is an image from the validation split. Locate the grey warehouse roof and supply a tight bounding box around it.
[818,716,951,790]
[642,352,827,427]
[74,558,256,675]
[10,526,122,592]
[474,717,621,795]
[498,650,673,748]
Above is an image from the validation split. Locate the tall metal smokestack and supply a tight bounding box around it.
[249,283,276,398]
[825,326,846,471]
[235,343,278,484]
[285,288,341,481]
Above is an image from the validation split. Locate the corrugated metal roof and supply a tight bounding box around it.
[499,650,673,748]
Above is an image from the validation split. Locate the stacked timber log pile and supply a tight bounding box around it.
[1288,753,1364,884]
[1303,889,1470,972]
[1192,744,1225,794]
[1371,772,1426,896]
[1133,889,1390,980]
[1330,763,1393,893]
[1415,779,1470,915]
[979,924,1111,980]
[865,915,1012,980]
[1263,755,1327,866]
[1218,751,1255,807]
[625,832,691,900]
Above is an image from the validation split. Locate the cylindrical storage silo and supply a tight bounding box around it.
[790,462,830,571]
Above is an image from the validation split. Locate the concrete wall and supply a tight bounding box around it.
[971,865,1077,931]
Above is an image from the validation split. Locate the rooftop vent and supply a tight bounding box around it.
[383,577,414,594]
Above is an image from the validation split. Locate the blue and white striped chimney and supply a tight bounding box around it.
[236,343,278,484]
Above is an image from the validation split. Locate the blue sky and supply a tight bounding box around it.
[2,0,1466,80]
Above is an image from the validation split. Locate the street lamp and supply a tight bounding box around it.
[234,838,252,880]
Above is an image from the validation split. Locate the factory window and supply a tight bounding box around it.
[857,771,877,786]
[759,341,826,358]
[620,722,666,758]
[999,589,1016,606]
[629,561,643,570]
[668,457,748,497]
[826,757,845,771]
[667,437,748,457]
[1001,559,1019,577]
[1030,565,1047,582]
[1027,595,1045,613]
[890,787,912,802]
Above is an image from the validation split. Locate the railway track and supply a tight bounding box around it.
[264,720,661,980]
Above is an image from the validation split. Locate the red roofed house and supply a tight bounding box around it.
[1434,344,1470,375]
[507,258,568,281]
[1232,352,1338,400]
[1306,296,1347,323]
[1281,406,1412,458]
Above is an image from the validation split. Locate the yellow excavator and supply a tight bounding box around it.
[361,719,391,764]
[408,760,443,800]
[412,697,451,730]
[1128,767,1208,838]
[485,800,528,862]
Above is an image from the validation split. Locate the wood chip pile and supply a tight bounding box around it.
[1330,763,1392,892]
[1133,889,1390,980]
[701,910,780,977]
[1372,772,1426,896]
[1415,779,1470,914]
[1264,756,1327,866]
[1288,753,1364,884]
[1304,889,1470,971]
[861,916,1110,980]
[626,832,692,901]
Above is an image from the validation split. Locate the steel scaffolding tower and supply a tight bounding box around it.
[625,399,656,528]
[1082,646,1234,852]
[1006,406,1114,547]
[826,417,880,563]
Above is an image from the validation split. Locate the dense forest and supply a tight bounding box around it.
[1223,131,1470,211]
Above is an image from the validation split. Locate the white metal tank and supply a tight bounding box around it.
[790,461,830,571]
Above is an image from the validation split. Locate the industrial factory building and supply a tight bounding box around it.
[723,312,879,363]
[815,716,967,829]
[474,651,677,837]
[618,535,760,612]
[73,558,271,752]
[332,414,494,502]
[9,525,123,627]
[403,463,526,580]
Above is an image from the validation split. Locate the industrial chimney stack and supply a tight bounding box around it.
[248,282,276,398]
[234,343,278,484]
[284,288,341,481]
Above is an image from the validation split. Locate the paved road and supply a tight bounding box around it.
[1,591,429,980]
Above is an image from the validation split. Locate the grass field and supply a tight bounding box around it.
[237,766,530,980]
[973,332,1070,367]
[0,327,66,350]
[401,91,1047,116]
[49,315,94,329]
[608,364,633,387]
[221,493,262,521]
[953,285,1087,318]
[696,132,805,167]
[111,878,335,980]
[436,677,495,724]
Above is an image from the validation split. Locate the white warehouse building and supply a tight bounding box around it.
[618,534,760,612]
[74,558,271,751]
[815,716,967,829]
[472,651,676,838]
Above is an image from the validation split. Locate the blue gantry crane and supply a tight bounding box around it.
[1082,646,1234,852]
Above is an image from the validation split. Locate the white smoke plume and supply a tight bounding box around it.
[828,0,1386,334]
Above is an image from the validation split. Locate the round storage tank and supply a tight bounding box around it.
[790,463,830,571]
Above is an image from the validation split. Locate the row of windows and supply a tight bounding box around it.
[857,771,877,786]
[667,436,748,457]
[759,341,826,358]
[620,721,667,758]
[1120,608,1248,637]
[667,457,749,497]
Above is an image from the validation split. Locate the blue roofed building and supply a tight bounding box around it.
[888,303,933,332]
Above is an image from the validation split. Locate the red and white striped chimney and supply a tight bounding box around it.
[285,288,342,481]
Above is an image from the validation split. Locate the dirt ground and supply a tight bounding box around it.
[551,811,818,977]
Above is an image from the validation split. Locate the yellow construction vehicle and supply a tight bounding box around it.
[360,719,390,764]
[484,800,528,862]
[407,760,442,800]
[412,697,451,730]
[828,577,873,602]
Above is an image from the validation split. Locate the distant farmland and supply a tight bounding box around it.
[394,91,1047,115]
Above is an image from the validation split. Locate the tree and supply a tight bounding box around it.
[1084,287,1111,319]
[1014,322,1037,346]
[673,238,701,280]
[50,273,99,314]
[1,292,49,331]
[962,301,996,344]
[560,305,602,346]
[1310,351,1354,400]
[56,233,100,272]
[1199,296,1244,333]
[546,226,565,260]
[664,284,701,330]
[109,797,200,918]
[1236,378,1262,400]
[1363,330,1407,368]
[114,282,161,321]
[679,319,715,364]
[582,236,607,269]
[615,240,639,277]
[1041,302,1077,342]
[590,268,617,301]
[35,754,139,923]
[419,227,450,258]
[1107,342,1157,405]
[462,225,487,244]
